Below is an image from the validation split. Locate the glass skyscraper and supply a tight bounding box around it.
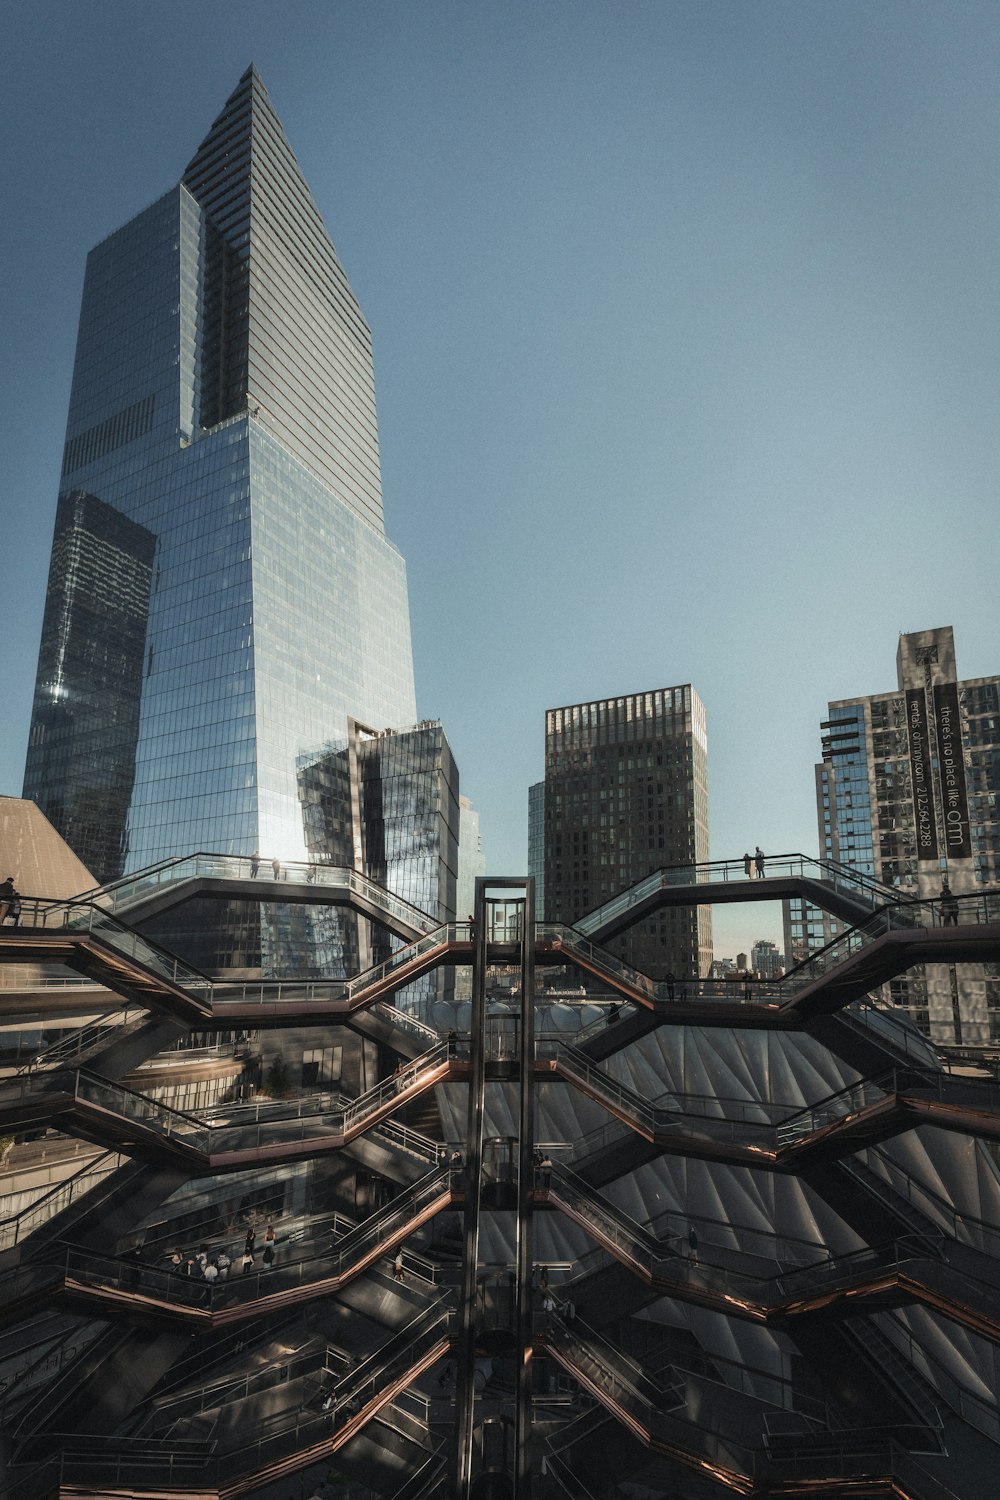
[23,66,416,886]
[297,718,460,982]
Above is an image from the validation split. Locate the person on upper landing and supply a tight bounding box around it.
[0,877,19,925]
[754,847,765,878]
[940,879,959,926]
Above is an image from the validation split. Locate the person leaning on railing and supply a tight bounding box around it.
[0,877,20,927]
[940,880,960,926]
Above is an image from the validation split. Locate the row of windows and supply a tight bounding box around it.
[62,394,155,475]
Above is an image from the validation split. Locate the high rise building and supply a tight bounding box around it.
[541,686,712,980]
[23,66,417,890]
[785,626,1000,1043]
[527,779,545,917]
[297,717,460,974]
[22,493,155,879]
[454,794,485,1001]
[456,795,485,924]
[751,937,783,978]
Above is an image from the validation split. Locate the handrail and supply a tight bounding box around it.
[9,896,215,997]
[573,852,911,940]
[775,1068,907,1145]
[210,922,470,1011]
[7,891,999,1034]
[0,1150,126,1252]
[34,1302,454,1491]
[328,1210,440,1283]
[541,1305,682,1410]
[840,1318,942,1433]
[549,1044,930,1157]
[14,1011,141,1077]
[0,1320,105,1427]
[754,1431,967,1500]
[542,1310,756,1472]
[640,1330,829,1424]
[140,1339,341,1431]
[389,1446,449,1500]
[373,1000,439,1044]
[777,1064,1000,1145]
[131,1317,301,1418]
[779,889,1000,990]
[90,1117,440,1263]
[0,1168,458,1318]
[73,852,440,936]
[1,1040,454,1162]
[839,995,943,1067]
[542,1445,605,1499]
[550,1167,1000,1322]
[867,1316,1000,1445]
[850,1146,1000,1257]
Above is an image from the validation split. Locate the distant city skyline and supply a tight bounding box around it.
[4,2,1000,961]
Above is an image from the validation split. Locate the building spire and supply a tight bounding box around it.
[181,69,384,530]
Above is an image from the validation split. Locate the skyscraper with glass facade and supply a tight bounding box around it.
[541,686,712,981]
[297,719,460,976]
[23,66,416,892]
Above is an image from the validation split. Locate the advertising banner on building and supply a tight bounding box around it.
[933,682,972,860]
[905,688,938,861]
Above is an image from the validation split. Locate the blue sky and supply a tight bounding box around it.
[2,1,999,957]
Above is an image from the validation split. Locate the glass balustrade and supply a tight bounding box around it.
[541,1312,749,1470]
[36,1303,453,1492]
[10,887,996,1034]
[78,852,440,936]
[51,1041,452,1161]
[550,1044,786,1150]
[551,1164,998,1328]
[15,1012,147,1077]
[0,1151,125,1252]
[850,1147,1000,1257]
[0,1169,457,1322]
[574,853,911,941]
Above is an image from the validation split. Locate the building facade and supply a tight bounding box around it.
[751,938,784,979]
[541,686,712,981]
[527,780,545,920]
[297,718,461,979]
[23,67,417,888]
[456,795,485,925]
[785,626,1000,1043]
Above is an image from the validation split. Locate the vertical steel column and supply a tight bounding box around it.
[453,877,489,1497]
[514,877,536,1497]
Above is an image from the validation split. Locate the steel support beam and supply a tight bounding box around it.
[515,877,536,1498]
[453,877,490,1496]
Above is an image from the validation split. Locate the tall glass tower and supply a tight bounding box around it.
[23,67,417,888]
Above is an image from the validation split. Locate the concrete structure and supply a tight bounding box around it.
[785,627,1000,1045]
[2,849,1000,1496]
